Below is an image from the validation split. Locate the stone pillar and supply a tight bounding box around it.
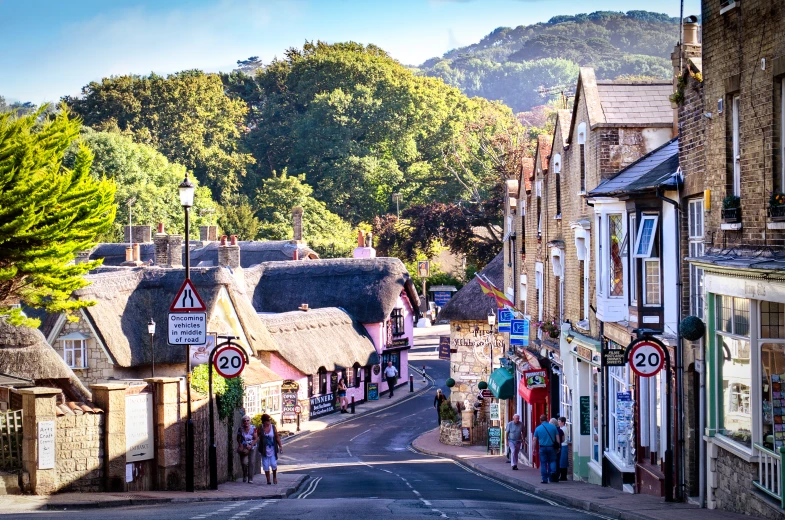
[292,206,304,241]
[90,384,127,492]
[167,234,183,268]
[145,378,184,491]
[218,235,240,268]
[19,387,61,495]
[199,226,218,242]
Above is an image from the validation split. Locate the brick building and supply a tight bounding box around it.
[683,1,785,517]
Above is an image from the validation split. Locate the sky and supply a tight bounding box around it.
[1,0,700,103]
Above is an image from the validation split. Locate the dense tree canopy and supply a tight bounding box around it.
[418,10,679,113]
[63,71,253,201]
[64,130,218,242]
[0,109,116,326]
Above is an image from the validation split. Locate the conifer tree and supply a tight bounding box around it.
[0,108,116,326]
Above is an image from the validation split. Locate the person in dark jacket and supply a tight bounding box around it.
[433,389,447,425]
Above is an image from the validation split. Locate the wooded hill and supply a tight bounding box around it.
[417,10,681,113]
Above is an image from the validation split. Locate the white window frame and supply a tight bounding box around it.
[732,95,741,197]
[643,258,662,307]
[560,377,573,443]
[688,199,705,319]
[577,122,587,194]
[607,364,634,469]
[244,386,260,417]
[62,338,87,369]
[260,384,281,414]
[607,213,624,298]
[633,215,659,258]
[630,214,637,304]
[520,274,528,314]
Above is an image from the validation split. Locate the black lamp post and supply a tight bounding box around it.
[147,318,156,377]
[178,174,195,493]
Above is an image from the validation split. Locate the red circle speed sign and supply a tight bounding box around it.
[628,340,665,377]
[213,345,246,379]
[294,405,302,414]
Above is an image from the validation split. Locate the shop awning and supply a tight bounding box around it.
[518,371,549,404]
[488,367,515,400]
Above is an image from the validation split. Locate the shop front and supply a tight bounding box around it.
[518,367,549,465]
[489,366,516,450]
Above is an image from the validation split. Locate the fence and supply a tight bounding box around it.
[752,442,785,509]
[0,409,22,471]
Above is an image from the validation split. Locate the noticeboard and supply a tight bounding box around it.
[438,336,451,360]
[580,396,591,435]
[433,291,452,306]
[602,348,626,367]
[125,394,154,462]
[487,426,502,452]
[461,427,471,443]
[309,393,335,419]
[367,383,379,400]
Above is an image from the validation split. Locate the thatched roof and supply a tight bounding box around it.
[75,267,277,367]
[437,252,504,322]
[243,358,283,387]
[259,308,379,375]
[0,319,91,400]
[244,258,419,324]
[190,240,319,268]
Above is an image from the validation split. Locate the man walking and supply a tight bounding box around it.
[384,361,399,398]
[532,414,559,484]
[505,414,524,470]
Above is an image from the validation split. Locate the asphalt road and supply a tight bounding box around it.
[4,326,604,519]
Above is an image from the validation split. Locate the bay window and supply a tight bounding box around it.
[629,214,637,304]
[608,214,624,297]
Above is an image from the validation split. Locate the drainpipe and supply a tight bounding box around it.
[657,189,685,502]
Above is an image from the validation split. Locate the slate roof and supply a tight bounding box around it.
[437,252,503,322]
[85,243,156,266]
[595,82,674,126]
[190,240,318,267]
[588,138,679,198]
[687,247,785,273]
[243,258,419,324]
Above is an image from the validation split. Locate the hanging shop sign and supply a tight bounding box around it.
[438,336,451,360]
[497,308,514,333]
[627,339,665,377]
[602,347,626,367]
[310,393,336,418]
[524,369,547,389]
[509,319,529,346]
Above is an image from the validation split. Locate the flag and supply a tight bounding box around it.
[476,275,493,295]
[475,274,515,309]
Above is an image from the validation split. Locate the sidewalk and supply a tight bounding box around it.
[0,474,307,512]
[413,429,752,520]
[280,366,432,442]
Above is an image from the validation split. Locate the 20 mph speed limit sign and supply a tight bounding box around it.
[628,340,665,377]
[213,345,246,379]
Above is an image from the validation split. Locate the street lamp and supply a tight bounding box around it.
[487,309,496,375]
[179,174,195,493]
[147,318,156,377]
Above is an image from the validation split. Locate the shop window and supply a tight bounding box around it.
[608,214,624,297]
[760,301,785,339]
[260,385,281,413]
[761,342,785,451]
[718,333,752,447]
[591,366,601,464]
[560,377,572,443]
[688,200,705,319]
[607,362,634,467]
[716,295,750,336]
[381,351,400,375]
[391,308,405,337]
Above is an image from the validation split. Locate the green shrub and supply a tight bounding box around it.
[439,401,458,423]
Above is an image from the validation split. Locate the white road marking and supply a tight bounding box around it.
[456,487,482,491]
[349,429,371,442]
[296,477,319,499]
[297,476,322,499]
[381,469,392,473]
[346,446,353,457]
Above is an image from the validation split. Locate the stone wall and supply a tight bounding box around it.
[448,321,506,407]
[711,444,784,519]
[439,422,463,447]
[55,411,104,492]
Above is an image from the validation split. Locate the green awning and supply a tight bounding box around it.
[488,367,515,400]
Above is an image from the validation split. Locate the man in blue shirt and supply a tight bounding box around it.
[532,414,559,484]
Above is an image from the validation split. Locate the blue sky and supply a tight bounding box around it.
[1,0,700,103]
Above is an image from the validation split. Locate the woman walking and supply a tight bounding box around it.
[236,415,258,483]
[433,389,447,426]
[337,378,348,413]
[259,413,283,485]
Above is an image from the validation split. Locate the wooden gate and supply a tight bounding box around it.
[0,409,23,471]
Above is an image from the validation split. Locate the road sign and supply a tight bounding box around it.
[212,344,246,379]
[627,339,666,377]
[294,405,302,414]
[168,313,206,345]
[510,319,529,346]
[170,279,207,312]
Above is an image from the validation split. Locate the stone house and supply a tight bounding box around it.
[682,1,785,517]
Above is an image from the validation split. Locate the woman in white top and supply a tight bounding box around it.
[236,415,258,483]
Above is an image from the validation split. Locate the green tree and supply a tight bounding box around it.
[63,71,253,202]
[255,170,356,258]
[0,109,116,326]
[64,130,218,242]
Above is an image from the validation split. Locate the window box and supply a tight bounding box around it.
[768,194,785,221]
[721,207,742,223]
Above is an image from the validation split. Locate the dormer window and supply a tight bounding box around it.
[58,332,89,369]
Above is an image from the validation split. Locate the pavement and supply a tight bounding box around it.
[412,428,753,520]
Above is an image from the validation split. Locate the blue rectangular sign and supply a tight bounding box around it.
[510,319,529,346]
[433,291,452,306]
[497,308,513,333]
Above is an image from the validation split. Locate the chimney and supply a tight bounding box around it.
[293,249,299,261]
[292,206,304,242]
[218,234,240,269]
[75,250,91,264]
[133,243,141,262]
[199,225,218,242]
[158,223,165,234]
[125,247,134,263]
[124,225,152,244]
[167,235,183,268]
[353,229,376,259]
[154,224,169,267]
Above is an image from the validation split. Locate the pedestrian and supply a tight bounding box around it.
[505,414,524,470]
[550,418,564,482]
[384,361,399,398]
[338,378,348,413]
[259,413,283,485]
[532,414,560,484]
[236,414,258,483]
[433,389,447,426]
[558,416,569,481]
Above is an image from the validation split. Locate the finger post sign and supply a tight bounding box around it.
[627,339,665,377]
[212,345,246,379]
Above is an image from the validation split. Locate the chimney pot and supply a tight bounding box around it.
[220,235,228,246]
[293,249,299,261]
[357,229,365,248]
[125,247,134,263]
[133,243,141,262]
[230,235,238,246]
[157,223,165,234]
